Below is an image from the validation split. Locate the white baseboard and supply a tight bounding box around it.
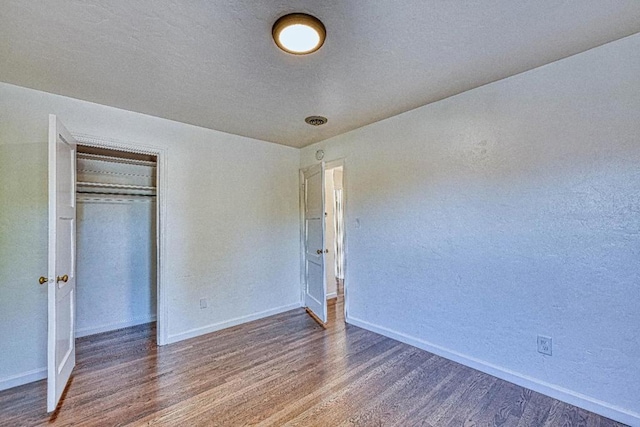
[166,302,301,344]
[326,292,338,300]
[346,315,640,427]
[76,315,157,338]
[0,367,46,392]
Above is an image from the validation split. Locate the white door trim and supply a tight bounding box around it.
[71,133,168,346]
[323,158,348,321]
[299,169,306,306]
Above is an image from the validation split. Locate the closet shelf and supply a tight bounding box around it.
[77,181,156,191]
[77,152,157,167]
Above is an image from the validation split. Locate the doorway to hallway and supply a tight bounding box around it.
[300,159,346,327]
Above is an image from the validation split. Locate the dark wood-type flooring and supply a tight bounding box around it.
[0,297,627,426]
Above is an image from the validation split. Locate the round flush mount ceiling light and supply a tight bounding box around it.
[272,13,326,55]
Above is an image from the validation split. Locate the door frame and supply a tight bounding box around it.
[72,133,168,345]
[300,157,348,322]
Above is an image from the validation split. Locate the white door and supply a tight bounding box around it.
[47,115,77,412]
[302,164,327,325]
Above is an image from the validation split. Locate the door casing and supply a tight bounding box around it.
[300,158,348,322]
[72,133,168,346]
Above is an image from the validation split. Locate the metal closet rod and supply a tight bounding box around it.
[77,191,156,197]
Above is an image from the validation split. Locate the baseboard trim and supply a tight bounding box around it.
[0,368,47,392]
[326,292,338,300]
[346,315,640,427]
[166,302,301,344]
[76,315,157,338]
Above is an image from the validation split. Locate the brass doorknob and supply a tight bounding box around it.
[57,274,69,283]
[39,276,48,285]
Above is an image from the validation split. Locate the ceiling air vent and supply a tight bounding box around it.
[305,116,328,126]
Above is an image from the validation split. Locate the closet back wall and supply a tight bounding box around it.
[76,198,156,337]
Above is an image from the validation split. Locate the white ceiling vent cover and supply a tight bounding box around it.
[305,116,328,126]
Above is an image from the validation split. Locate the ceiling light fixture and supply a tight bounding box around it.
[272,13,326,55]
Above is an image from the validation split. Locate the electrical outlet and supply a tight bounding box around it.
[537,335,552,356]
[199,298,208,309]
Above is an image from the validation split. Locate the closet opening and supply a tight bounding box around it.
[75,144,159,344]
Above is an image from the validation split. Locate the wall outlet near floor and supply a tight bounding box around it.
[537,335,552,355]
[199,298,208,309]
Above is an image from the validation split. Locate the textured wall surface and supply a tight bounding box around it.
[0,140,48,388]
[301,34,640,422]
[0,82,301,389]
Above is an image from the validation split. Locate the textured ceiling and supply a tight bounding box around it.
[1,1,640,148]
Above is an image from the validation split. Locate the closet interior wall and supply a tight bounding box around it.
[75,147,157,338]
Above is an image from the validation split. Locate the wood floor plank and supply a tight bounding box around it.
[0,296,628,427]
[439,371,497,426]
[278,348,425,427]
[335,354,442,426]
[516,392,555,427]
[456,380,524,427]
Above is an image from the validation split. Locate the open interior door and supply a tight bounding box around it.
[302,163,327,326]
[47,114,77,412]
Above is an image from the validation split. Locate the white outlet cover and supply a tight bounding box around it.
[537,335,552,356]
[200,298,208,309]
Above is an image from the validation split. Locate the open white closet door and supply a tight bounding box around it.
[47,115,77,412]
[302,163,327,326]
